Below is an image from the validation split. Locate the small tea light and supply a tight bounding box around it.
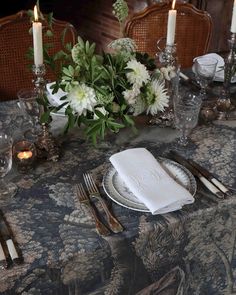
[17,151,33,160]
[13,141,36,172]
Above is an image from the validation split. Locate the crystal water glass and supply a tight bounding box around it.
[174,93,202,146]
[0,133,17,197]
[193,56,218,100]
[17,88,42,139]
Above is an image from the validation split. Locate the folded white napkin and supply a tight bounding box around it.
[109,148,194,215]
[46,82,68,111]
[193,53,236,83]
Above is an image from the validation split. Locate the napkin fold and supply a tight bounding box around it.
[109,148,194,215]
[46,82,68,111]
[193,53,236,83]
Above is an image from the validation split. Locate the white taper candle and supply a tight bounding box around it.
[231,0,236,33]
[166,0,177,45]
[32,5,43,66]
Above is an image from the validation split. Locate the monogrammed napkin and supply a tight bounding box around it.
[109,148,194,214]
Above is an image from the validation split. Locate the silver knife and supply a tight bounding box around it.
[0,238,7,269]
[188,159,232,197]
[170,151,225,199]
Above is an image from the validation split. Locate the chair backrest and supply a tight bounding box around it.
[124,3,212,69]
[0,10,77,101]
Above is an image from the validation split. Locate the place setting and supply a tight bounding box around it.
[74,144,234,238]
[1,0,236,293]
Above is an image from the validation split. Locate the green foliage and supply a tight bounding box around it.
[112,0,129,24]
[47,36,145,144]
[27,0,169,145]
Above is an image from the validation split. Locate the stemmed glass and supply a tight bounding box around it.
[193,56,218,100]
[174,93,202,146]
[17,88,42,140]
[0,133,17,197]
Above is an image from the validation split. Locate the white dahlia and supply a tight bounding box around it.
[122,85,140,105]
[146,80,169,115]
[67,84,97,116]
[126,59,150,87]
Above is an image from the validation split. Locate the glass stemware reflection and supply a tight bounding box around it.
[17,89,42,140]
[174,94,202,146]
[0,133,17,197]
[194,56,218,100]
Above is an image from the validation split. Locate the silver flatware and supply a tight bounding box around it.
[169,151,225,199]
[0,239,7,269]
[0,210,21,264]
[75,183,110,236]
[83,173,124,233]
[188,159,232,197]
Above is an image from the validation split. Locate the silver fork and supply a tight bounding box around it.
[75,183,110,236]
[83,173,124,233]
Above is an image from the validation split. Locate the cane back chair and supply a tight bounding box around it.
[0,10,77,101]
[124,2,212,69]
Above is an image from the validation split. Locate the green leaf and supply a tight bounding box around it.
[107,120,125,130]
[40,111,51,123]
[45,30,53,37]
[62,67,73,77]
[123,114,135,126]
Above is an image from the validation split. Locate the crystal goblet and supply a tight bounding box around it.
[174,93,202,146]
[17,88,42,140]
[0,133,17,197]
[193,56,218,100]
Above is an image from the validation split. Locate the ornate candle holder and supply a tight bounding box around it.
[216,33,236,120]
[32,64,60,162]
[150,40,180,127]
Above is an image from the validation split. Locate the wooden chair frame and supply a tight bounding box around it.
[0,10,77,101]
[125,3,213,69]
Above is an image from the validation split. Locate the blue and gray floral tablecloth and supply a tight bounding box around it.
[0,100,236,295]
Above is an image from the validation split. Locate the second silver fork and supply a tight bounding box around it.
[75,183,110,236]
[83,173,124,233]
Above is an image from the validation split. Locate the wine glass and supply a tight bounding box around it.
[193,56,218,100]
[174,93,202,146]
[0,133,18,197]
[17,88,42,140]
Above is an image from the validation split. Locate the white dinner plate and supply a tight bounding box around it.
[102,157,197,213]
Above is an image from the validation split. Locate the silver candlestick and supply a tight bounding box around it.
[150,42,180,127]
[216,33,236,120]
[32,64,60,162]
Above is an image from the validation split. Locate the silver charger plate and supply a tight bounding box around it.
[102,157,197,213]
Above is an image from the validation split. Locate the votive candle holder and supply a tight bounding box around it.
[13,141,37,172]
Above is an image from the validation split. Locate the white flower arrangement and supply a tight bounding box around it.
[44,1,170,143]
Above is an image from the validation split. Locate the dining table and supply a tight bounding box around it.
[0,83,236,295]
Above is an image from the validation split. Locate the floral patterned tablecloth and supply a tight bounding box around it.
[0,100,236,295]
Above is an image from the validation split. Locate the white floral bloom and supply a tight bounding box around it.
[67,84,97,116]
[108,38,137,53]
[160,66,177,81]
[122,85,140,105]
[126,59,150,87]
[146,80,169,115]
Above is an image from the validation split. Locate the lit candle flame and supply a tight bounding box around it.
[34,5,39,22]
[17,151,33,160]
[172,0,176,10]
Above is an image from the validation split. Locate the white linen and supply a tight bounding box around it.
[46,82,68,110]
[193,53,236,83]
[109,148,194,215]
